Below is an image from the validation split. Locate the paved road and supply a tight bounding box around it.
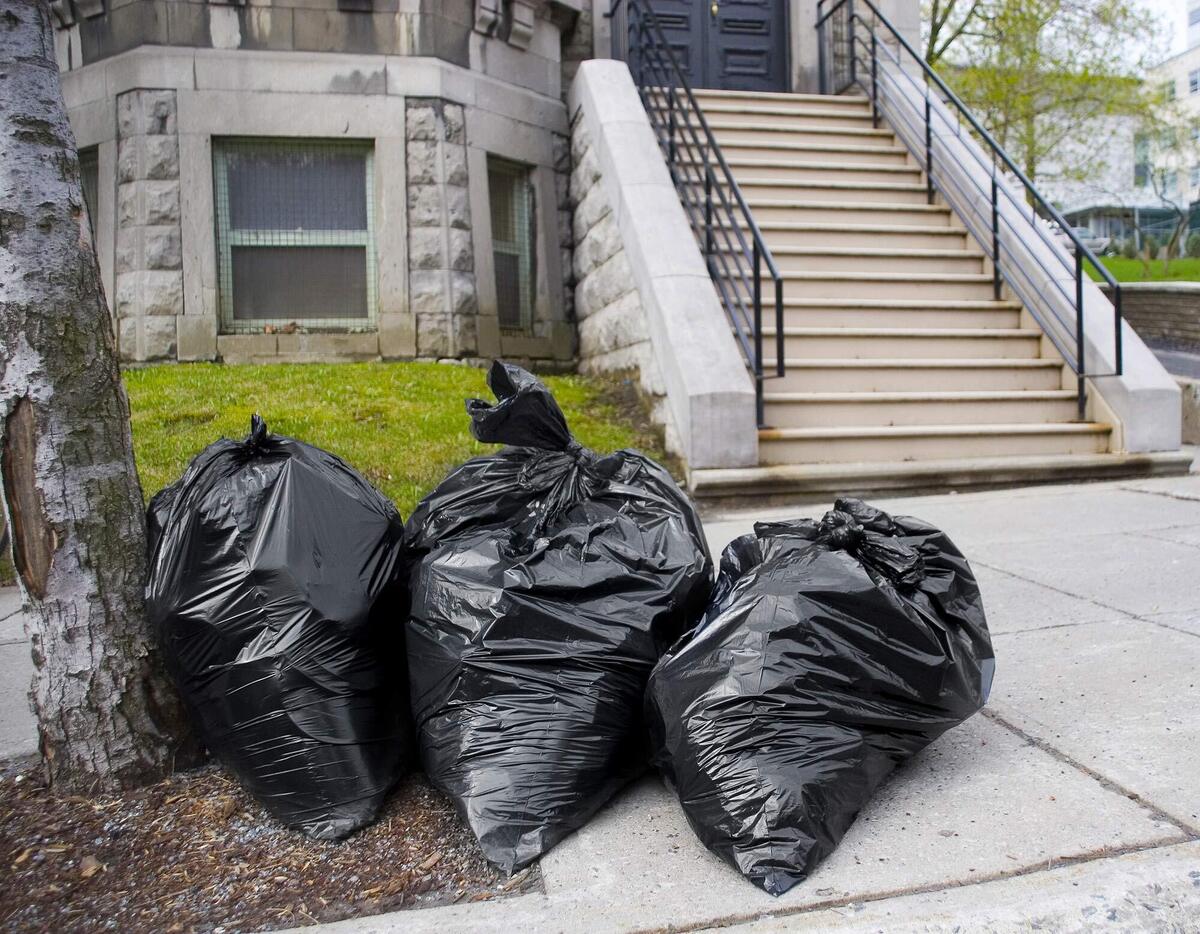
[1150,345,1200,380]
[4,472,1200,932]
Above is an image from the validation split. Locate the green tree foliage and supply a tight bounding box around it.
[921,0,1161,185]
[1187,233,1200,259]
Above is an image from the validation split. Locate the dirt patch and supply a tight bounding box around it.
[0,758,539,933]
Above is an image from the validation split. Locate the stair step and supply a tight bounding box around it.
[706,120,892,137]
[748,222,968,249]
[757,272,998,300]
[693,89,872,108]
[746,200,953,226]
[762,390,1079,428]
[714,140,913,164]
[727,178,932,203]
[689,104,876,129]
[723,245,985,274]
[760,327,1042,359]
[778,300,1021,328]
[687,451,1195,501]
[765,358,1066,391]
[682,158,921,185]
[722,271,998,301]
[756,422,1111,465]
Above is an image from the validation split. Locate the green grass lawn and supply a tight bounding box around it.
[3,360,664,588]
[1088,257,1200,282]
[124,361,668,516]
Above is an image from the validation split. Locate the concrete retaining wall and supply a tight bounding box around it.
[1099,282,1200,349]
[567,60,757,470]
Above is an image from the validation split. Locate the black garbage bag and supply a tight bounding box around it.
[146,415,408,840]
[405,361,712,873]
[646,498,994,895]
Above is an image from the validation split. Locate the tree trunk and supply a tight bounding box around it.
[0,0,193,790]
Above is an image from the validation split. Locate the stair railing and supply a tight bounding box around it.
[817,0,1123,421]
[606,0,784,427]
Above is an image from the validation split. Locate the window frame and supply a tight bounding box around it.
[212,137,378,335]
[1189,69,1200,95]
[78,145,99,239]
[487,155,536,333]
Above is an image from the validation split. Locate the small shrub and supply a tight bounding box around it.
[1187,233,1200,258]
[1144,234,1160,259]
[1121,237,1138,259]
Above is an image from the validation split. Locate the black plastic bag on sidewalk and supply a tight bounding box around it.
[146,416,408,840]
[405,361,712,873]
[646,498,994,895]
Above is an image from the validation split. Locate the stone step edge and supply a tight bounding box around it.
[688,451,1194,499]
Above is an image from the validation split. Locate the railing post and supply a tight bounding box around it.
[991,171,1001,301]
[667,82,677,182]
[753,238,764,427]
[847,0,857,88]
[870,30,879,127]
[818,13,828,94]
[704,166,714,259]
[924,82,934,204]
[775,277,784,377]
[1075,246,1086,421]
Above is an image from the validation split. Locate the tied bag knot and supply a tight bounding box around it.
[819,499,925,590]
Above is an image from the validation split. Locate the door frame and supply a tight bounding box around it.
[608,0,794,94]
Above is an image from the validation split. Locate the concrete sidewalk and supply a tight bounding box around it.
[3,473,1200,931]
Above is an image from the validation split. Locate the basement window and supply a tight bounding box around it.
[79,146,98,238]
[213,139,376,333]
[488,156,535,331]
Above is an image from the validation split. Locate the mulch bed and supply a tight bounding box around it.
[0,757,539,933]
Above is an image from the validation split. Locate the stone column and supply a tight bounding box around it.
[405,98,479,358]
[114,89,184,362]
[553,130,574,324]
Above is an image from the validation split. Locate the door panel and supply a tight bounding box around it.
[647,0,706,89]
[708,0,787,91]
[648,0,787,92]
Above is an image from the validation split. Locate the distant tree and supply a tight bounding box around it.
[925,0,1161,188]
[0,0,194,790]
[923,0,987,67]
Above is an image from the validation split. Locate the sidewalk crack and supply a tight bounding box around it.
[980,708,1200,838]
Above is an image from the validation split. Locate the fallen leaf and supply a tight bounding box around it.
[79,855,104,879]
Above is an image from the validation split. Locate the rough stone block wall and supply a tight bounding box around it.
[553,131,575,325]
[114,89,183,362]
[1102,286,1200,348]
[406,98,479,358]
[570,112,677,451]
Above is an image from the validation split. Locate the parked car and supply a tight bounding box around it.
[1051,225,1114,256]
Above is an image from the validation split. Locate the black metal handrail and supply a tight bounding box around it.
[606,0,784,426]
[817,0,1123,421]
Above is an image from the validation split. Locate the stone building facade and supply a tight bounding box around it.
[54,0,604,365]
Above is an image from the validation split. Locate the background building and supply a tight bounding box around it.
[55,0,600,365]
[55,0,917,366]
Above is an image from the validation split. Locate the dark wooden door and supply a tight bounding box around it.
[648,0,787,92]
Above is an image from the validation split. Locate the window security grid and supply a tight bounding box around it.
[487,157,535,331]
[213,139,376,334]
[1190,69,1200,95]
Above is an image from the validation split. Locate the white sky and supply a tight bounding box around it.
[1142,0,1187,58]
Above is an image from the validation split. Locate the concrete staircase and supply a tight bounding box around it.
[676,88,1182,500]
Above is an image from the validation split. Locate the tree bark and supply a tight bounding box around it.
[0,0,193,789]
